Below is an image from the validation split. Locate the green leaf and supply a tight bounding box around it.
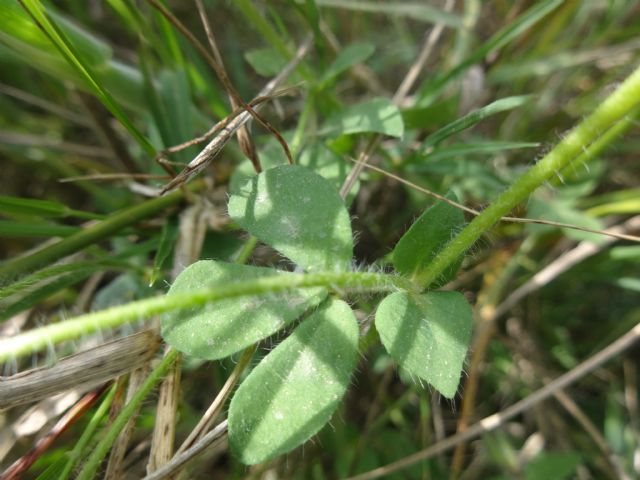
[230,140,358,204]
[228,165,353,272]
[524,452,581,480]
[35,456,70,480]
[527,196,605,243]
[150,216,178,286]
[0,259,128,302]
[319,42,375,86]
[245,47,287,76]
[1,270,93,322]
[615,277,640,292]
[424,141,540,161]
[155,69,196,162]
[160,260,326,360]
[393,194,465,288]
[375,291,472,398]
[0,195,102,220]
[0,195,67,217]
[610,246,640,262]
[422,96,531,149]
[314,1,462,27]
[229,298,359,464]
[322,98,404,138]
[91,273,153,311]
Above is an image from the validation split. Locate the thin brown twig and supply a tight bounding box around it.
[146,0,292,168]
[346,322,640,480]
[59,173,170,182]
[105,364,151,480]
[194,0,260,172]
[159,88,295,156]
[159,37,313,194]
[146,347,182,474]
[142,420,228,480]
[176,344,256,456]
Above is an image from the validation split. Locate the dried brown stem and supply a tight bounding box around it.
[142,420,228,480]
[159,37,312,194]
[194,0,260,172]
[0,330,160,410]
[146,0,291,168]
[0,385,109,480]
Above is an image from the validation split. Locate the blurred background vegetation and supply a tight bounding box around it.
[0,0,639,479]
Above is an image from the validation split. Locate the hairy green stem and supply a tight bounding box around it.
[0,271,411,362]
[414,64,640,288]
[0,185,199,286]
[556,104,640,183]
[0,259,131,301]
[76,350,179,480]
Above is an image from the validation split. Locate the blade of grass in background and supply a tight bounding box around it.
[0,184,198,286]
[314,0,462,27]
[421,95,531,149]
[18,0,156,156]
[417,0,564,105]
[0,195,103,220]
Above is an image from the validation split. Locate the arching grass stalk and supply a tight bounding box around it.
[75,349,179,480]
[0,271,413,362]
[414,64,640,288]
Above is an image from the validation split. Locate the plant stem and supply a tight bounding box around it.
[76,349,179,480]
[414,64,640,288]
[0,184,199,286]
[232,236,259,264]
[0,271,412,362]
[555,104,640,183]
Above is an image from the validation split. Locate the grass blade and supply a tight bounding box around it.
[18,0,156,156]
[421,95,531,149]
